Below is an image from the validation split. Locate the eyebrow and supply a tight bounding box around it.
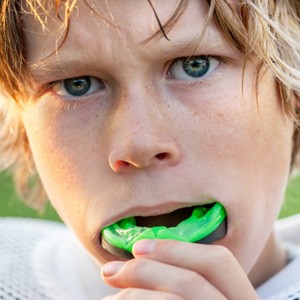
[27,22,229,83]
[28,54,86,83]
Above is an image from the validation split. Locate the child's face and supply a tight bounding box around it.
[22,0,293,272]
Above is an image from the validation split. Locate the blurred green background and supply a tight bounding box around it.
[0,171,300,221]
[0,171,61,221]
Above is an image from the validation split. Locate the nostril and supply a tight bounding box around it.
[155,152,168,160]
[114,160,130,169]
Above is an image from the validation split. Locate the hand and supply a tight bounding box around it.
[101,240,259,300]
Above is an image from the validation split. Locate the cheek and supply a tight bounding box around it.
[174,73,293,271]
[21,101,108,229]
[213,88,293,272]
[22,106,113,260]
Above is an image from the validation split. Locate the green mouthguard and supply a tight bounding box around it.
[101,202,226,254]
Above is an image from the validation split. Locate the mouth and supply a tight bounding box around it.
[101,202,227,259]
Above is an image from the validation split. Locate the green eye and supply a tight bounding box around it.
[53,76,105,98]
[169,56,219,81]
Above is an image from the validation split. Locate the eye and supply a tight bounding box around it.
[168,56,220,81]
[53,76,105,98]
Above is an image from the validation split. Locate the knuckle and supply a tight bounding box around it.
[212,245,235,265]
[126,257,149,276]
[180,270,204,290]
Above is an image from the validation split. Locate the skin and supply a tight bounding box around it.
[21,0,294,298]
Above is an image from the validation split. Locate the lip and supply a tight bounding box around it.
[100,199,215,229]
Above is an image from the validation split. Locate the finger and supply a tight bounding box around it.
[101,259,226,300]
[132,240,258,300]
[101,288,184,300]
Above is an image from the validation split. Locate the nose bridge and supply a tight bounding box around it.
[108,85,180,172]
[121,87,160,141]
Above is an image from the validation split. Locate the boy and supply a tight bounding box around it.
[0,0,299,299]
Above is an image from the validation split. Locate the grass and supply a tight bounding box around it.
[0,171,300,221]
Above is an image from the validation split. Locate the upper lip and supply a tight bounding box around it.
[101,199,216,229]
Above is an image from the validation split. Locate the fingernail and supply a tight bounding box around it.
[102,261,124,277]
[133,239,156,255]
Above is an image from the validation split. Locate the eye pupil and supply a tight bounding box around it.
[64,76,91,96]
[183,56,210,78]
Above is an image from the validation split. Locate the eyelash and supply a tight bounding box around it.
[166,55,226,84]
[40,55,226,108]
[37,77,105,109]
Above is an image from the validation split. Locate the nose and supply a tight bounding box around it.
[108,96,181,173]
[109,136,181,173]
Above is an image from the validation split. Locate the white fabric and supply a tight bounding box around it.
[256,257,300,299]
[255,215,300,299]
[0,218,117,300]
[275,213,300,244]
[1,215,300,299]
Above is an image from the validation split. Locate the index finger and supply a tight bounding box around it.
[132,239,259,300]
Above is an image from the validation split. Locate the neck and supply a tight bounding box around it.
[248,231,287,287]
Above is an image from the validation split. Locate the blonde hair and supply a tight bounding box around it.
[0,0,299,210]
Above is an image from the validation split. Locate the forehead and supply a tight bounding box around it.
[22,0,206,29]
[22,0,223,61]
